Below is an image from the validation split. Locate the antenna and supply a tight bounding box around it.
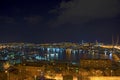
[116,35,119,46]
[112,35,114,47]
[96,40,98,45]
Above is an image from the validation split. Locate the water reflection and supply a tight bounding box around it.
[34,47,111,63]
[0,47,114,69]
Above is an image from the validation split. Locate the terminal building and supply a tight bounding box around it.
[63,75,73,80]
[80,59,112,69]
[89,77,120,80]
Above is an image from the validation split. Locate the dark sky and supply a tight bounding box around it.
[0,0,120,43]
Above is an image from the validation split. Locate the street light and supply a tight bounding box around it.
[34,75,37,80]
[5,70,9,80]
[111,70,113,76]
[3,62,10,80]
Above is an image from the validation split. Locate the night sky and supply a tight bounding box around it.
[0,0,120,43]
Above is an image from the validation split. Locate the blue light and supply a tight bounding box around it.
[35,56,41,60]
[56,48,60,52]
[52,48,55,52]
[47,48,50,52]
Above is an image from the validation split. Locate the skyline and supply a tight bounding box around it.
[0,0,120,43]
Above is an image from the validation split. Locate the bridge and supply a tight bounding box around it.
[100,45,120,50]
